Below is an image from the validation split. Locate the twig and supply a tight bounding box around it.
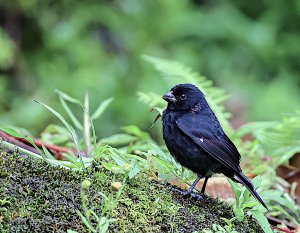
[0,130,74,159]
[0,131,39,154]
[19,138,72,154]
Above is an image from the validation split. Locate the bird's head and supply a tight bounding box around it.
[162,84,207,111]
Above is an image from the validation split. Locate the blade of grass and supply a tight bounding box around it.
[55,89,82,104]
[59,96,83,130]
[91,97,114,120]
[42,144,55,159]
[56,90,83,130]
[56,90,98,156]
[251,210,273,233]
[84,92,91,154]
[35,100,84,168]
[79,104,97,157]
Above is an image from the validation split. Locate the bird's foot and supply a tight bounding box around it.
[171,187,203,200]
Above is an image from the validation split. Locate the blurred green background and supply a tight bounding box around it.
[0,0,300,138]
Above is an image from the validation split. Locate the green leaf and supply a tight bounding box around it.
[272,205,300,226]
[128,163,141,179]
[251,210,273,233]
[98,216,110,233]
[59,96,83,130]
[121,125,150,141]
[242,201,259,209]
[151,107,164,116]
[251,175,262,188]
[107,147,127,164]
[137,91,166,108]
[99,134,137,146]
[0,125,30,139]
[35,100,81,159]
[55,89,82,104]
[149,143,172,162]
[101,162,121,171]
[76,210,95,232]
[42,145,54,159]
[227,178,241,206]
[55,89,83,129]
[235,121,278,137]
[41,124,71,145]
[91,97,114,120]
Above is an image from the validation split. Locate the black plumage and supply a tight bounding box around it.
[162,83,267,209]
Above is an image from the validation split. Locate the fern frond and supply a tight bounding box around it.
[240,111,300,165]
[137,91,166,109]
[143,55,232,134]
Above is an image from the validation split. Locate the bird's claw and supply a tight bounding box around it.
[171,187,203,200]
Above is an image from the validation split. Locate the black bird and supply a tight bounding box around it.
[162,83,267,209]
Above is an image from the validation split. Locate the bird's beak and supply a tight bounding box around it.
[163,91,176,104]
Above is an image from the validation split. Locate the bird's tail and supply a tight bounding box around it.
[235,172,268,210]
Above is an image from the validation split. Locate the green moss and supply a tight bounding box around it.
[0,150,263,232]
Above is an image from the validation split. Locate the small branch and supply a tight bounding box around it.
[0,130,74,160]
[0,131,39,154]
[19,138,73,154]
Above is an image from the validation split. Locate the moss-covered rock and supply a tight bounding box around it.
[0,150,263,232]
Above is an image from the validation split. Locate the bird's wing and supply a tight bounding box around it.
[176,115,241,174]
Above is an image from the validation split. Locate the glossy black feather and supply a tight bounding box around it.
[176,113,241,174]
[162,83,267,209]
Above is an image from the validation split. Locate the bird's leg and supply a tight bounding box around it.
[171,175,204,198]
[183,175,203,195]
[200,177,209,194]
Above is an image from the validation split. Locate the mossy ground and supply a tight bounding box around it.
[0,150,263,232]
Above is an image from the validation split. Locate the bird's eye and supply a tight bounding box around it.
[179,94,186,100]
